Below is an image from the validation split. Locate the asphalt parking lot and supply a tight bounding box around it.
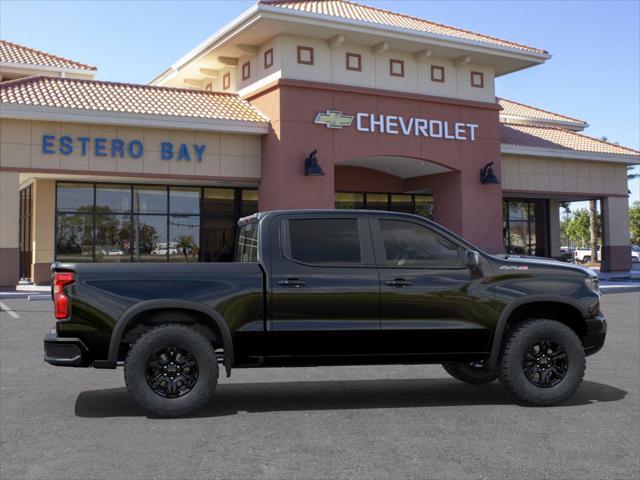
[1,290,639,480]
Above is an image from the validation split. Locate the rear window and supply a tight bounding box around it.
[236,222,259,262]
[287,218,361,265]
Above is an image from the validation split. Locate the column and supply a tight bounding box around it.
[548,200,562,258]
[31,179,56,284]
[0,171,19,287]
[601,196,631,272]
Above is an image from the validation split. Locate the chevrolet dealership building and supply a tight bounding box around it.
[1,0,638,287]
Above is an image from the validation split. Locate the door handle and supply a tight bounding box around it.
[278,278,306,288]
[385,278,412,287]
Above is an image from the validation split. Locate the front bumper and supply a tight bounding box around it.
[44,330,90,367]
[583,313,607,356]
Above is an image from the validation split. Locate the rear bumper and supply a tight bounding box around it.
[583,313,607,356]
[44,330,90,367]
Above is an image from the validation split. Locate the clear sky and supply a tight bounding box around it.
[1,0,638,204]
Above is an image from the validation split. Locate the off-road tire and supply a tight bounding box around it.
[442,362,497,385]
[499,319,585,406]
[124,324,218,417]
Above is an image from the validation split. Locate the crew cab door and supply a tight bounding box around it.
[266,214,381,356]
[371,217,492,354]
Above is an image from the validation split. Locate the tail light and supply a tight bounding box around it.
[53,272,75,320]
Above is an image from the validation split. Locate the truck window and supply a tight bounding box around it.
[236,222,259,262]
[287,218,361,265]
[379,219,461,268]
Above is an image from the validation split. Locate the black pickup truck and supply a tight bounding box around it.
[45,210,606,417]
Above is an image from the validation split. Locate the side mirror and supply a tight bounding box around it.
[463,250,481,268]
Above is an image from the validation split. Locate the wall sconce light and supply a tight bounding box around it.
[304,149,324,176]
[480,161,500,185]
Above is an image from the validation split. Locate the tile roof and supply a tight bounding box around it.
[501,123,639,157]
[260,0,547,54]
[0,76,269,124]
[498,98,587,128]
[0,40,96,71]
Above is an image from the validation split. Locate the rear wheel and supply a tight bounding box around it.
[581,256,592,264]
[442,361,497,385]
[124,324,218,417]
[499,319,585,406]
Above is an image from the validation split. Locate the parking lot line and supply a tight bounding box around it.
[0,301,20,319]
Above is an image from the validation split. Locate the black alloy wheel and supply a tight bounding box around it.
[145,346,199,398]
[522,339,568,388]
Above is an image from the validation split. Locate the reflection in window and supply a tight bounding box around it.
[334,192,433,218]
[365,194,389,211]
[390,194,413,214]
[380,220,460,268]
[236,222,259,262]
[95,214,131,262]
[56,183,258,263]
[96,184,131,213]
[170,215,200,262]
[170,187,200,215]
[503,199,547,256]
[133,215,168,262]
[56,213,93,262]
[57,183,93,213]
[134,186,167,214]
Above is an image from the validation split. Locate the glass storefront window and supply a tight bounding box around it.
[390,194,413,214]
[334,192,433,218]
[134,186,167,214]
[95,214,131,262]
[55,182,253,263]
[366,194,389,211]
[169,215,200,262]
[335,192,365,210]
[133,215,168,262]
[241,189,259,218]
[503,199,546,256]
[414,196,433,219]
[56,213,93,262]
[96,184,131,213]
[57,183,93,213]
[170,187,200,215]
[202,188,236,262]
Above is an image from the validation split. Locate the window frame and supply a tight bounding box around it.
[389,59,405,77]
[264,48,273,69]
[470,71,484,88]
[222,72,231,90]
[430,65,445,83]
[279,215,375,268]
[346,52,362,72]
[297,46,314,65]
[370,216,465,270]
[242,61,251,81]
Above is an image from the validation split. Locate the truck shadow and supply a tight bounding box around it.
[74,378,627,419]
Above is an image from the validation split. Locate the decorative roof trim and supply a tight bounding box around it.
[0,39,96,70]
[260,0,547,54]
[0,103,270,134]
[498,97,588,126]
[500,115,588,132]
[501,144,639,165]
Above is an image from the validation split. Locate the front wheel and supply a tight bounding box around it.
[442,361,497,385]
[124,324,219,417]
[499,319,585,406]
[581,256,591,264]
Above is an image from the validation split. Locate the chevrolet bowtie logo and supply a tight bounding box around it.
[314,110,354,129]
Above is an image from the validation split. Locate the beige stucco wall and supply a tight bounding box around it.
[32,179,55,264]
[236,34,495,102]
[0,119,261,179]
[502,154,628,195]
[0,170,19,249]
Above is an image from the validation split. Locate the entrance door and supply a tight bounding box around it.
[372,217,492,354]
[266,214,381,357]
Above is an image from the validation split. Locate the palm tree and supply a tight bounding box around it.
[589,200,598,263]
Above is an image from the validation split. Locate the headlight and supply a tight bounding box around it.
[585,277,600,295]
